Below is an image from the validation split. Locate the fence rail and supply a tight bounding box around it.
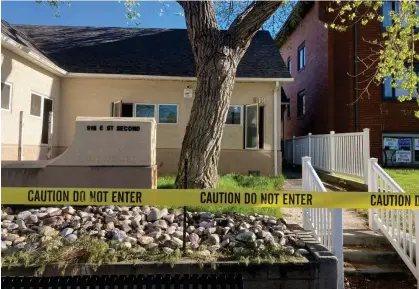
[1,274,244,289]
[368,158,419,287]
[284,129,370,183]
[302,157,343,289]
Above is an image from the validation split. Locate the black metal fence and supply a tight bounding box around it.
[2,274,244,289]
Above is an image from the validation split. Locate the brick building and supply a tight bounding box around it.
[278,1,419,167]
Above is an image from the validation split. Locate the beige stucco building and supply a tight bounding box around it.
[1,20,292,176]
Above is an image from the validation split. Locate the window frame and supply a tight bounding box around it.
[29,91,48,119]
[133,103,156,119]
[287,57,292,75]
[244,104,259,150]
[297,42,306,71]
[225,104,243,126]
[1,81,12,112]
[297,90,306,119]
[158,103,179,125]
[382,133,419,165]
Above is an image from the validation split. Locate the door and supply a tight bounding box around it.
[111,100,122,117]
[245,104,259,149]
[41,98,53,144]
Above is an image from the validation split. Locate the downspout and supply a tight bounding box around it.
[354,17,359,131]
[274,81,279,176]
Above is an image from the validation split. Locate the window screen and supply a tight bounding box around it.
[1,82,11,110]
[30,93,42,117]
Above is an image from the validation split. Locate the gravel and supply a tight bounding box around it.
[1,206,305,258]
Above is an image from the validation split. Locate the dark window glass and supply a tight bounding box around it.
[1,82,11,110]
[297,90,306,118]
[226,105,242,125]
[287,58,292,74]
[30,93,42,117]
[383,66,418,99]
[298,43,306,70]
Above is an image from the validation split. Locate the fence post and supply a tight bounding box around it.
[292,136,296,167]
[302,157,311,230]
[308,133,312,158]
[332,208,344,289]
[368,158,379,231]
[18,111,23,161]
[415,211,419,289]
[329,131,335,174]
[362,128,370,184]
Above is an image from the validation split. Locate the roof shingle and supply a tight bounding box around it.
[3,21,291,79]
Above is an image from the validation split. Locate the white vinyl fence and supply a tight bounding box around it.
[302,157,344,289]
[285,129,370,183]
[368,158,419,286]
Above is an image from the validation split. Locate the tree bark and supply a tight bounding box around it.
[175,1,283,189]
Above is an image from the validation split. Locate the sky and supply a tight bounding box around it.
[1,1,187,29]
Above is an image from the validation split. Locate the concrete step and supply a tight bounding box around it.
[344,262,411,276]
[344,245,403,264]
[343,229,390,246]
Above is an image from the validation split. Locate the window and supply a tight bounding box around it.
[158,104,178,124]
[298,43,306,71]
[287,57,292,75]
[135,104,155,118]
[297,90,306,118]
[245,104,259,149]
[382,1,415,28]
[30,93,42,117]
[382,1,395,28]
[383,135,419,165]
[226,105,242,125]
[383,66,418,99]
[1,82,11,111]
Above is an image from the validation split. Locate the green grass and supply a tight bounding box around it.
[385,169,419,193]
[158,174,285,217]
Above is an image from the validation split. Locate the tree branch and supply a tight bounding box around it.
[226,1,283,49]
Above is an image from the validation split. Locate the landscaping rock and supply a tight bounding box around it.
[17,211,31,221]
[38,226,57,236]
[162,247,174,254]
[60,228,74,237]
[166,226,176,235]
[65,234,78,243]
[147,209,160,222]
[236,231,256,243]
[112,230,127,241]
[163,214,175,224]
[206,234,220,245]
[138,236,154,246]
[121,242,132,249]
[47,208,62,217]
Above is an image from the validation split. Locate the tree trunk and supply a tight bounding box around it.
[175,51,239,189]
[174,1,283,189]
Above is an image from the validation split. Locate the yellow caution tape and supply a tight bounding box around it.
[1,187,419,209]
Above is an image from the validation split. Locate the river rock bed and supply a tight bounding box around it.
[1,206,308,259]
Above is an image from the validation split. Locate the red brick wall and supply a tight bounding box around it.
[280,2,329,139]
[355,16,419,163]
[281,2,419,164]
